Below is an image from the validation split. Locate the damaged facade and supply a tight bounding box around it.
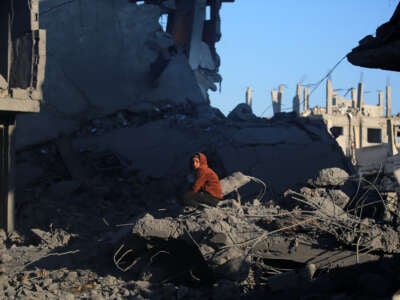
[15,0,233,149]
[271,80,400,175]
[0,0,46,231]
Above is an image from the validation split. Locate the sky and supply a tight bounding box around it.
[209,0,400,117]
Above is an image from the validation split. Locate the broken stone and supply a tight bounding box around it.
[327,189,350,208]
[30,228,76,249]
[312,168,349,187]
[132,213,179,240]
[209,232,228,247]
[220,171,252,197]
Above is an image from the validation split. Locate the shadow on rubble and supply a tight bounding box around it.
[14,140,205,280]
[248,255,400,299]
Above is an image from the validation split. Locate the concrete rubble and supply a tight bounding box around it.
[0,104,396,298]
[1,0,400,299]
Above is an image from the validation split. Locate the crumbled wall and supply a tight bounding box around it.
[16,0,223,149]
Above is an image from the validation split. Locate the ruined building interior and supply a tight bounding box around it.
[0,0,400,299]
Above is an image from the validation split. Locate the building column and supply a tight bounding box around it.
[326,79,333,114]
[278,84,284,112]
[245,86,252,108]
[303,87,310,111]
[0,113,15,232]
[293,83,302,115]
[271,89,280,115]
[386,85,392,118]
[387,119,398,156]
[357,82,364,109]
[378,90,384,117]
[351,88,357,108]
[359,119,364,148]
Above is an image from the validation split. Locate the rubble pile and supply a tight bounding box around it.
[0,106,395,299]
[107,165,400,298]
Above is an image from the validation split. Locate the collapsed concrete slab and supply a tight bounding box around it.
[71,111,352,196]
[15,0,234,149]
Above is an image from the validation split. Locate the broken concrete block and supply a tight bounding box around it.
[31,228,76,249]
[132,214,180,240]
[209,232,228,247]
[220,172,251,197]
[0,75,8,90]
[328,189,350,208]
[312,168,349,187]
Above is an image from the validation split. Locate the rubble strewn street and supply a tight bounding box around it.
[0,107,396,299]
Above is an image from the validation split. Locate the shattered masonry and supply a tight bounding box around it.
[15,0,234,149]
[1,1,400,299]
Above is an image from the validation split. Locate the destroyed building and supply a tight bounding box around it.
[15,0,234,149]
[0,0,46,232]
[271,79,400,177]
[0,0,400,299]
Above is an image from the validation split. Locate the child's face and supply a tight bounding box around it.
[192,157,200,169]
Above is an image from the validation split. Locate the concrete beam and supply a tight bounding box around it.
[351,88,357,108]
[293,84,302,115]
[387,118,398,156]
[0,97,40,112]
[326,79,332,114]
[357,82,364,109]
[271,89,280,115]
[245,86,252,108]
[0,114,15,232]
[386,85,392,117]
[378,90,384,116]
[303,87,310,111]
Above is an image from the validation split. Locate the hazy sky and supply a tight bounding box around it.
[209,0,400,117]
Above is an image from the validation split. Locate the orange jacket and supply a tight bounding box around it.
[191,152,222,199]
